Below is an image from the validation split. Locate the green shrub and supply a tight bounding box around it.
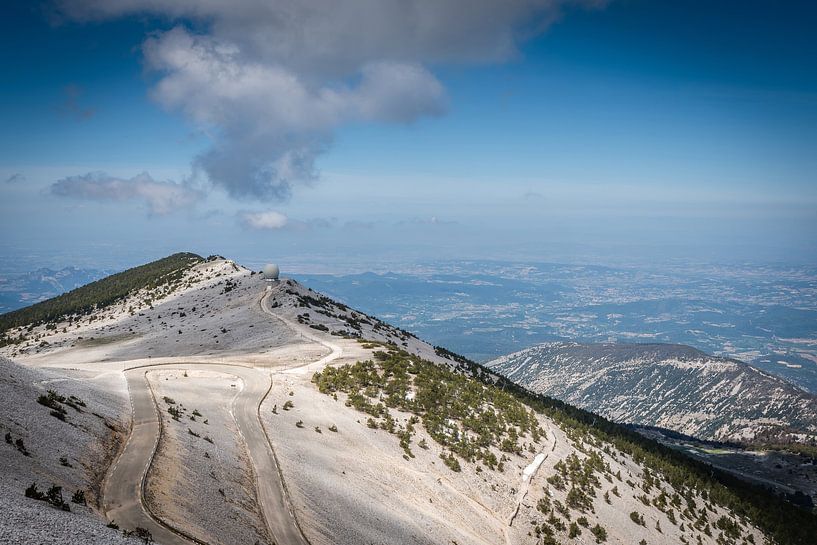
[14,437,29,456]
[313,348,543,472]
[590,524,607,543]
[440,452,461,472]
[25,483,45,501]
[313,343,817,545]
[25,483,70,511]
[71,489,86,505]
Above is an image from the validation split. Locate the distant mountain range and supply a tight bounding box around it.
[488,342,817,445]
[294,266,817,394]
[0,267,109,313]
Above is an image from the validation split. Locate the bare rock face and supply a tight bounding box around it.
[488,342,817,444]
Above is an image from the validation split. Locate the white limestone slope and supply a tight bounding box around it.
[0,259,774,545]
[0,356,132,545]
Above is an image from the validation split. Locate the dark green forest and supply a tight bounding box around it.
[0,252,202,335]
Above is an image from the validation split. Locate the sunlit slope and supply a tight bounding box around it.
[489,342,817,444]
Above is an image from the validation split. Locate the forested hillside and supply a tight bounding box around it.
[0,252,203,336]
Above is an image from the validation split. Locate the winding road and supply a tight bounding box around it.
[102,286,341,545]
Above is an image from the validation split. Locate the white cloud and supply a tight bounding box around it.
[239,210,289,230]
[50,171,203,215]
[56,0,605,201]
[141,27,447,200]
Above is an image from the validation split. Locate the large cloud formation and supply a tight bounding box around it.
[57,0,603,202]
[51,172,203,215]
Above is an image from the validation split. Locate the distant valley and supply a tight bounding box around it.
[0,267,110,314]
[295,262,817,393]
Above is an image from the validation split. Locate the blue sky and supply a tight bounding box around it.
[1,1,815,271]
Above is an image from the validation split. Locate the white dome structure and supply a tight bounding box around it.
[262,263,280,281]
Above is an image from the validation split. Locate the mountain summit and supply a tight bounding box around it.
[0,255,813,545]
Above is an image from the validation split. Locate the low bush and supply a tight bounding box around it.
[25,483,70,511]
[71,489,86,505]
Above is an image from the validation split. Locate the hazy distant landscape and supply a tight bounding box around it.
[0,267,110,314]
[7,259,814,393]
[295,261,817,392]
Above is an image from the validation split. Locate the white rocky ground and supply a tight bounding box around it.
[0,356,132,545]
[3,259,295,365]
[0,258,774,545]
[263,359,767,545]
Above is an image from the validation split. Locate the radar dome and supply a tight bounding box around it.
[262,263,280,280]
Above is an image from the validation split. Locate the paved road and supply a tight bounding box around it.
[102,287,343,545]
[232,364,310,545]
[103,367,193,545]
[259,286,343,370]
[104,362,311,545]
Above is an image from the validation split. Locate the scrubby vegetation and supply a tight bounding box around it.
[0,252,202,338]
[36,389,86,422]
[313,348,543,469]
[446,348,817,545]
[280,282,416,342]
[315,344,817,545]
[590,523,608,543]
[24,483,71,511]
[123,527,154,544]
[71,489,86,505]
[6,432,30,456]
